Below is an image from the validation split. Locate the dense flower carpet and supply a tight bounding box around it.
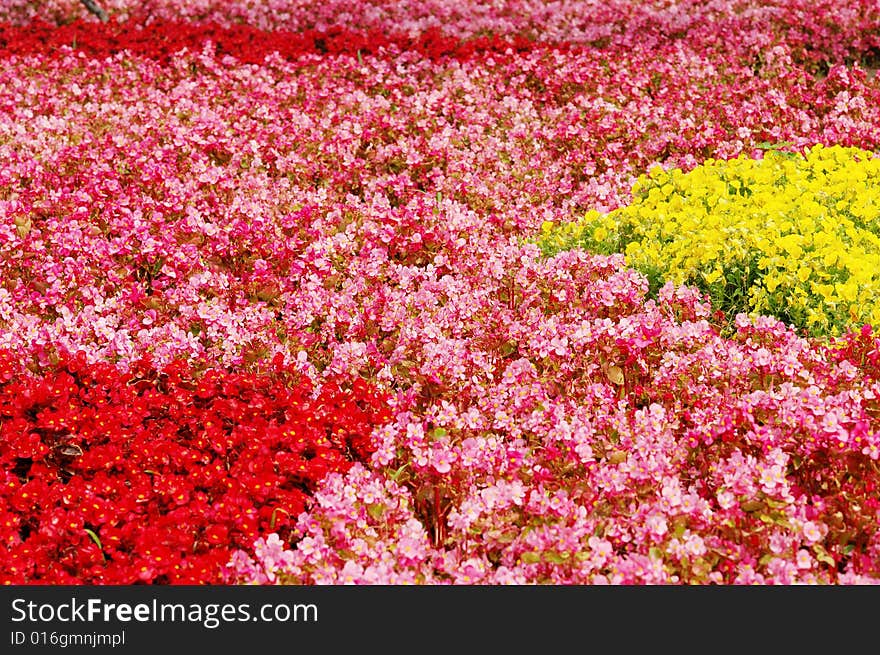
[1,0,880,584]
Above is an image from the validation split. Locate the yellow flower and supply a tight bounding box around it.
[703,267,724,285]
[836,282,858,303]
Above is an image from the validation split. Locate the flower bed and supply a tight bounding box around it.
[0,349,390,583]
[1,1,880,584]
[539,144,880,336]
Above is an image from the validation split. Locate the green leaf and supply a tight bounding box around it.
[691,557,710,577]
[673,519,687,539]
[520,552,541,564]
[430,427,448,440]
[757,510,789,527]
[388,463,409,482]
[740,499,765,513]
[269,507,290,530]
[491,529,517,544]
[813,544,836,567]
[756,140,794,150]
[84,528,102,550]
[543,551,570,565]
[649,547,664,561]
[84,528,106,561]
[366,503,385,521]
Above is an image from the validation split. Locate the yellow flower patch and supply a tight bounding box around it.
[538,144,880,336]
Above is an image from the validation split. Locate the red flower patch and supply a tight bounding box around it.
[0,349,389,584]
[0,19,547,66]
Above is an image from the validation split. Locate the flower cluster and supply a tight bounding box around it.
[225,465,439,584]
[2,0,880,584]
[230,254,880,584]
[0,349,390,583]
[0,19,543,65]
[2,28,880,370]
[1,1,877,72]
[539,144,880,336]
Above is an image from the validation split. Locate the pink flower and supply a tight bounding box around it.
[796,550,814,570]
[802,521,826,545]
[429,446,456,475]
[645,514,668,539]
[684,533,707,557]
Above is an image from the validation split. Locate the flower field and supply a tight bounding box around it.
[2,0,880,584]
